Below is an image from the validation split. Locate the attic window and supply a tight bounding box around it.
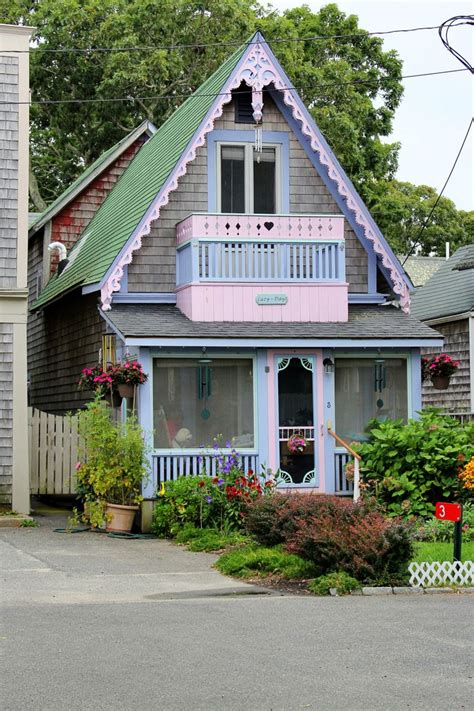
[234,86,255,124]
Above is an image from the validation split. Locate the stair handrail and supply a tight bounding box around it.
[327,426,361,501]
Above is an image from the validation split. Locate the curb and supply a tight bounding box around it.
[0,515,35,528]
[352,586,474,595]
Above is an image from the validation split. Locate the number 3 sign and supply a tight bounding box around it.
[435,502,462,522]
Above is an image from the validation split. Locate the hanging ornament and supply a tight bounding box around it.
[254,123,263,162]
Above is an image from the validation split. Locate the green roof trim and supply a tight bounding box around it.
[31,42,247,311]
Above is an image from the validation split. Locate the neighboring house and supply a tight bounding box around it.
[401,255,445,288]
[28,33,442,497]
[411,245,474,415]
[0,24,33,512]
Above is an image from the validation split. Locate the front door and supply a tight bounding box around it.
[277,357,316,485]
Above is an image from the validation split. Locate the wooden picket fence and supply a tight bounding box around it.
[29,407,81,495]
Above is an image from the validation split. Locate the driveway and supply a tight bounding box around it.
[1,506,473,710]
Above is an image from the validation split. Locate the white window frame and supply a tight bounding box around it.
[216,142,282,214]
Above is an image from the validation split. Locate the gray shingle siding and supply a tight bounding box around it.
[0,55,19,289]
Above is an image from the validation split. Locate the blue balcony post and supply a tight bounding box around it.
[191,239,200,283]
[338,242,346,283]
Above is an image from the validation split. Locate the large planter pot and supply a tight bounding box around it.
[105,503,139,533]
[118,383,135,399]
[431,375,450,390]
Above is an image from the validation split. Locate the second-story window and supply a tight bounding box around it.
[218,143,278,214]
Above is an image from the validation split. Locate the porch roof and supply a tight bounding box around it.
[102,303,441,343]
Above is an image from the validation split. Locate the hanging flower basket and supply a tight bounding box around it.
[431,375,450,390]
[287,433,308,455]
[118,383,135,399]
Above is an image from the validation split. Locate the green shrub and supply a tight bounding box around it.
[413,502,474,543]
[356,410,474,517]
[309,572,361,596]
[174,525,249,552]
[216,544,317,579]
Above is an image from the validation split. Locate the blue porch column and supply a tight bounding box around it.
[256,350,269,475]
[137,348,155,498]
[410,349,422,419]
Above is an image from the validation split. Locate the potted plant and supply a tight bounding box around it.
[113,358,148,399]
[287,432,308,455]
[422,353,460,390]
[76,396,149,532]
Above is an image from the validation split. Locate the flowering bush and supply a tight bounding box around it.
[78,364,112,394]
[152,444,276,537]
[459,455,474,492]
[287,433,307,454]
[422,353,460,381]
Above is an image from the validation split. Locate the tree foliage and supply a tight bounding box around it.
[1,1,404,210]
[370,180,473,256]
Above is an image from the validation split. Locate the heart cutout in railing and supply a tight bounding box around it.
[264,221,274,231]
[439,16,474,74]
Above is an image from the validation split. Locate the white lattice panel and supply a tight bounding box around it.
[409,561,474,587]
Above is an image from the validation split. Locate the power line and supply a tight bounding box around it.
[402,117,473,265]
[0,67,468,107]
[0,23,447,54]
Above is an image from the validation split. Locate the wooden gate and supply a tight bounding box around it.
[29,408,81,495]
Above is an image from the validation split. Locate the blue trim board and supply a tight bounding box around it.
[348,293,386,304]
[207,129,290,213]
[125,337,443,349]
[322,347,336,494]
[410,350,422,419]
[256,350,270,475]
[112,293,177,304]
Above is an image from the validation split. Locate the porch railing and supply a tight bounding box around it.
[151,451,259,488]
[328,427,361,501]
[177,239,345,285]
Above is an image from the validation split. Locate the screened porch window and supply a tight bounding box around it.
[335,358,408,442]
[153,358,254,449]
[219,143,278,214]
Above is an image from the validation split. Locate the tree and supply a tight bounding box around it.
[1,1,405,210]
[369,180,471,256]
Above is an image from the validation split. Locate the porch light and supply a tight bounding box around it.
[374,359,386,392]
[323,358,334,374]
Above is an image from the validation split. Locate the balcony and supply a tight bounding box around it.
[175,213,348,323]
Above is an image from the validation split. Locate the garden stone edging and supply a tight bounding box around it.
[339,586,474,596]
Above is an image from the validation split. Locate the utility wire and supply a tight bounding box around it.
[0,23,445,54]
[0,67,468,106]
[402,117,473,265]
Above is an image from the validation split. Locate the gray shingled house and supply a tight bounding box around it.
[411,245,474,416]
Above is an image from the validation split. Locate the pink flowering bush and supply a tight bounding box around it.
[287,433,307,454]
[422,353,460,381]
[113,359,148,386]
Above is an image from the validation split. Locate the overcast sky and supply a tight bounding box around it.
[270,0,473,211]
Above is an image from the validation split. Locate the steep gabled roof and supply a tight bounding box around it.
[32,32,410,312]
[411,245,474,321]
[28,119,156,236]
[31,43,246,311]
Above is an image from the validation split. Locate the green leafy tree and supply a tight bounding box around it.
[1,1,404,210]
[370,180,471,255]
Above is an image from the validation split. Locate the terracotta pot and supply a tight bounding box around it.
[118,383,135,399]
[105,503,139,533]
[431,375,450,390]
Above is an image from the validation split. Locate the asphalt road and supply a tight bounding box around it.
[1,511,473,711]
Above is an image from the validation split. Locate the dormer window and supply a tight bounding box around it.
[218,143,279,214]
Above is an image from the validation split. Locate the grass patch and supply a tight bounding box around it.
[216,544,317,580]
[309,572,361,596]
[174,525,250,552]
[412,541,474,563]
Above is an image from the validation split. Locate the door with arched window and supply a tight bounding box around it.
[277,357,316,485]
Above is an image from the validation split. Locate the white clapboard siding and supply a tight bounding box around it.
[28,408,81,495]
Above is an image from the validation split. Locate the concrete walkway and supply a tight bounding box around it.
[0,504,267,607]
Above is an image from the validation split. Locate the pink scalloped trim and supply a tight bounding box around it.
[101,41,410,313]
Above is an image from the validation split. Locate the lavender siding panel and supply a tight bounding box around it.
[0,56,19,289]
[0,323,13,503]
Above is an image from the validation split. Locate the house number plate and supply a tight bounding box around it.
[256,293,288,305]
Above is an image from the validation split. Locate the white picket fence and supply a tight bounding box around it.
[408,561,474,587]
[28,408,81,495]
